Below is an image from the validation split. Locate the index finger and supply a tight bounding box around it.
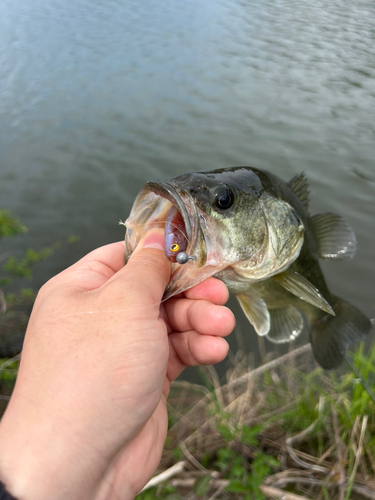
[38,241,127,297]
[67,241,126,274]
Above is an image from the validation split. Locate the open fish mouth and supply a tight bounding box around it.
[145,181,194,246]
[125,180,218,298]
[125,179,231,298]
[125,180,196,261]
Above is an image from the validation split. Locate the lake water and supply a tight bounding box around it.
[0,0,374,370]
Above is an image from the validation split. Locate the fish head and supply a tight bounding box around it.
[125,167,305,297]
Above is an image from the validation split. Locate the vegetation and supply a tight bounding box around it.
[0,209,78,389]
[137,342,375,500]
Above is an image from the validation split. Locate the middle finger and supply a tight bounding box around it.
[163,298,235,336]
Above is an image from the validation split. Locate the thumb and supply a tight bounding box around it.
[114,228,171,308]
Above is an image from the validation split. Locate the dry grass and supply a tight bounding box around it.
[140,344,375,500]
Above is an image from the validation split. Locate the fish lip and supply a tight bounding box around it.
[143,180,194,245]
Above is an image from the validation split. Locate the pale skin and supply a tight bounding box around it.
[0,228,235,500]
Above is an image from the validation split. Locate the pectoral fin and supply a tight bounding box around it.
[236,294,270,336]
[311,213,356,260]
[266,306,305,344]
[273,269,335,316]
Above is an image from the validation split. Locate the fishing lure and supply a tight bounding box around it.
[164,205,195,264]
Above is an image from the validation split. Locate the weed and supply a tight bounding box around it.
[139,343,375,499]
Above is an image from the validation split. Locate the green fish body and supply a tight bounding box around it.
[125,167,371,369]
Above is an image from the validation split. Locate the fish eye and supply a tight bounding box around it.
[214,186,234,210]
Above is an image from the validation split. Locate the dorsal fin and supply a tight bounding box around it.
[289,172,309,211]
[311,213,356,260]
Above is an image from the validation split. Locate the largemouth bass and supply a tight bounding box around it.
[125,167,371,369]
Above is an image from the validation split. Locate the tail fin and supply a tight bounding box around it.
[309,297,372,370]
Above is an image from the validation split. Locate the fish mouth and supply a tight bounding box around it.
[145,181,194,245]
[125,180,196,262]
[125,180,225,299]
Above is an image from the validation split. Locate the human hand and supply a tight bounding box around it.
[0,229,235,500]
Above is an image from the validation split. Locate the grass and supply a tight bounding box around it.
[137,341,375,500]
